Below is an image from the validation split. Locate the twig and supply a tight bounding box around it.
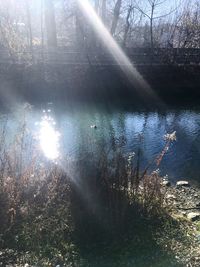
[178,207,200,210]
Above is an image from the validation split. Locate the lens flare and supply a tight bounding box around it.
[77,0,163,104]
[39,115,60,160]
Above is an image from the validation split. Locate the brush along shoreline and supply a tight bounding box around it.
[1,178,200,266]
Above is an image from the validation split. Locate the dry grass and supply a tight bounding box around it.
[0,113,198,266]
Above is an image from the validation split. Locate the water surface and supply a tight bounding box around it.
[3,103,200,184]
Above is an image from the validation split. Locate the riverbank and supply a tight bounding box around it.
[1,179,200,267]
[0,64,200,107]
[0,106,200,266]
[161,180,200,266]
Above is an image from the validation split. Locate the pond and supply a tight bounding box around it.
[3,102,200,185]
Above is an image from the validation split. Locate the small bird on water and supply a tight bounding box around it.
[90,125,97,129]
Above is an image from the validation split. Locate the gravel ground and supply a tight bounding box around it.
[1,181,200,267]
[162,181,200,267]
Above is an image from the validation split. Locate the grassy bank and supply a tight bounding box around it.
[0,111,199,267]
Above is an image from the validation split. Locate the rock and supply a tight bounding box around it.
[162,180,171,186]
[166,194,177,200]
[176,181,190,187]
[187,212,200,221]
[181,211,187,216]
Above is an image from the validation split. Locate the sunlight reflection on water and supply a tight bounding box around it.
[38,112,60,160]
[14,103,200,183]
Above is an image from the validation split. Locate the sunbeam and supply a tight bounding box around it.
[77,0,164,105]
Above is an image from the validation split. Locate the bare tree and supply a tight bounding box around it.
[44,0,57,48]
[0,0,199,63]
[75,3,86,48]
[41,0,44,52]
[0,1,27,62]
[123,4,134,47]
[134,0,179,50]
[101,0,107,23]
[25,0,33,59]
[95,0,100,13]
[176,0,200,48]
[111,0,122,36]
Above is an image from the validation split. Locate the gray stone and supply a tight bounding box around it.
[187,212,200,221]
[166,194,177,200]
[162,180,171,186]
[176,181,190,187]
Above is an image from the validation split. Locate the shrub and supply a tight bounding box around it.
[0,111,176,264]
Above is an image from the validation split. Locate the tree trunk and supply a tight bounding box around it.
[101,0,107,23]
[123,6,132,47]
[150,3,154,51]
[110,0,122,36]
[75,6,85,49]
[150,3,155,62]
[44,0,57,48]
[41,0,44,50]
[95,0,99,13]
[25,0,33,59]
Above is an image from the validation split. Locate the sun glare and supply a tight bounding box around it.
[39,115,60,160]
[78,0,162,104]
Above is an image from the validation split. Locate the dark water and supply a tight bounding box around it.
[4,103,200,184]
